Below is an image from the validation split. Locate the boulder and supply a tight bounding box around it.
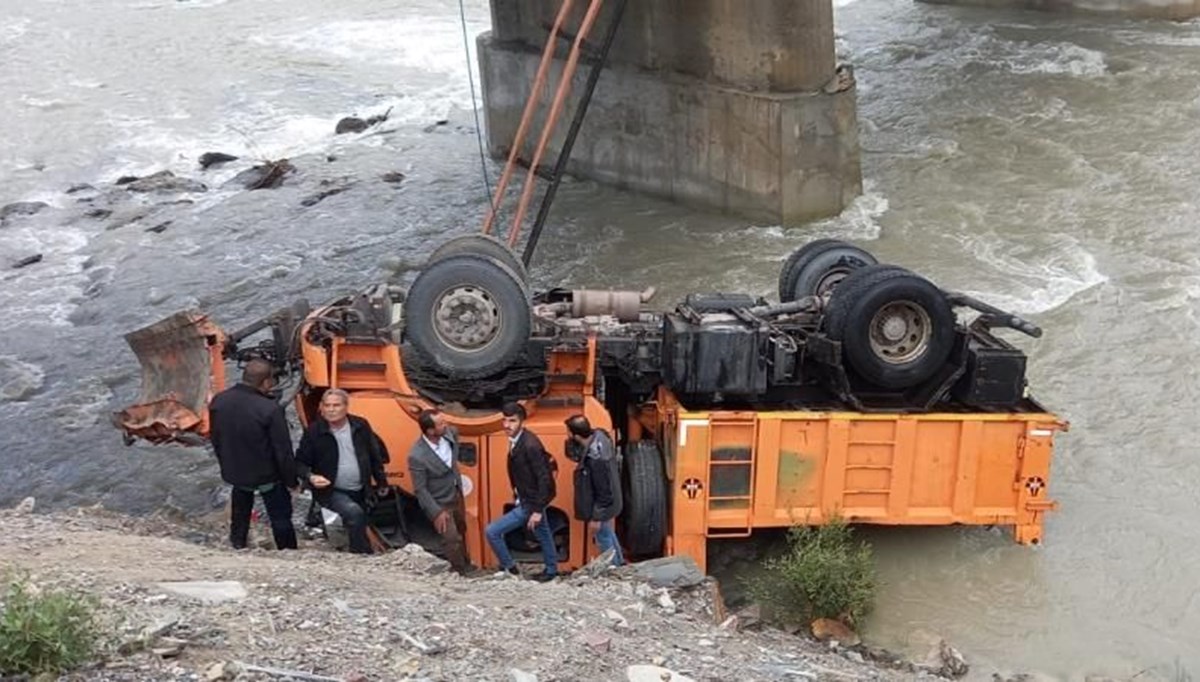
[335,117,369,134]
[1,201,48,222]
[154,580,247,604]
[198,152,239,169]
[224,160,294,190]
[13,254,43,269]
[124,171,207,193]
[918,639,969,678]
[630,556,705,589]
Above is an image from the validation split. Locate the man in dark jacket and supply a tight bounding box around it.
[566,414,624,566]
[295,388,391,554]
[209,358,298,550]
[484,402,558,581]
[408,408,472,574]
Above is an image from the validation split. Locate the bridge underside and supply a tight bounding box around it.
[478,0,862,225]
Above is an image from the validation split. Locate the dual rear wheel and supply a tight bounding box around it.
[778,239,956,390]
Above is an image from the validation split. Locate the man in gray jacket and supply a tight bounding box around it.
[566,414,624,566]
[408,408,471,573]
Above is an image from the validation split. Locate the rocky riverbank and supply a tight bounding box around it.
[0,503,959,682]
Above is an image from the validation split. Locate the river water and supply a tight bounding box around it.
[1,0,1197,677]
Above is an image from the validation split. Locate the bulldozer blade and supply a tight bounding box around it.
[111,310,227,445]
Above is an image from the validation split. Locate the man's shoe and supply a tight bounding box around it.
[493,565,520,578]
[530,571,557,583]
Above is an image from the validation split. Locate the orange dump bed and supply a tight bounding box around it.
[659,390,1065,571]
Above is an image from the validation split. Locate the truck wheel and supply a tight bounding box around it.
[779,239,878,302]
[426,234,530,286]
[621,441,668,558]
[404,254,531,379]
[822,264,955,390]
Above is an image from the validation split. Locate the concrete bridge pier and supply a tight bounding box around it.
[478,0,862,225]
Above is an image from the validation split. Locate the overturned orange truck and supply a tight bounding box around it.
[114,237,1066,572]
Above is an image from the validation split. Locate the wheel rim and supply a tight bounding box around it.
[431,284,503,353]
[815,267,854,297]
[868,300,932,365]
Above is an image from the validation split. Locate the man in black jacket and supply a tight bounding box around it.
[296,388,391,554]
[209,358,298,550]
[566,414,624,566]
[484,402,558,581]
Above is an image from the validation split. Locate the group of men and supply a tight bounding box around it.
[208,358,624,579]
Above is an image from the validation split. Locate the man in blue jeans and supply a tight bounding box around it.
[485,402,558,582]
[565,414,624,566]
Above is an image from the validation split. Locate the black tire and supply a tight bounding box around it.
[778,239,878,302]
[427,234,529,286]
[403,254,531,379]
[621,441,668,558]
[822,264,955,390]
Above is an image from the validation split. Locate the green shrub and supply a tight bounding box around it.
[0,575,99,676]
[747,519,876,625]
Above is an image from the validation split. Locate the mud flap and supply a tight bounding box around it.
[110,310,227,445]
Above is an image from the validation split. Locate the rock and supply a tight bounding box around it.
[66,183,95,194]
[656,589,676,615]
[151,642,185,658]
[697,638,714,647]
[582,630,612,653]
[919,639,969,678]
[734,604,762,630]
[335,117,369,134]
[626,665,695,682]
[300,185,348,207]
[846,651,864,664]
[118,614,180,654]
[205,661,233,681]
[509,669,538,682]
[15,496,35,514]
[154,580,247,603]
[718,615,738,631]
[84,208,113,219]
[105,205,153,230]
[395,543,451,575]
[198,152,239,169]
[224,159,295,190]
[631,556,705,589]
[811,618,860,647]
[381,171,406,184]
[13,254,42,269]
[124,170,207,193]
[1,201,48,221]
[343,673,368,682]
[115,175,139,185]
[581,549,618,578]
[604,608,630,631]
[145,221,171,234]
